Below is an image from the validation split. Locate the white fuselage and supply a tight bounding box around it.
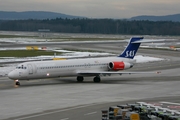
[8,57,135,80]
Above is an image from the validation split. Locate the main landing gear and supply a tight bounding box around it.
[77,76,101,83]
[77,76,84,82]
[93,76,101,83]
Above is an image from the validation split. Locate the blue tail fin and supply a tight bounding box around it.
[118,37,144,59]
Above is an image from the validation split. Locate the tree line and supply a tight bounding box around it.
[0,18,180,35]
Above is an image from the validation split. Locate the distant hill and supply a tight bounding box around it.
[0,11,85,20]
[130,14,180,22]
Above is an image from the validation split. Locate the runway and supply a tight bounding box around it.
[0,36,180,120]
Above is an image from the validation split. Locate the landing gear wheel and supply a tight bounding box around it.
[14,80,20,86]
[77,76,84,82]
[16,81,20,86]
[93,76,101,83]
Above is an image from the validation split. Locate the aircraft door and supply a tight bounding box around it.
[84,63,91,69]
[28,64,33,74]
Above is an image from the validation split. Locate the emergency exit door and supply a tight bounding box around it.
[28,64,33,74]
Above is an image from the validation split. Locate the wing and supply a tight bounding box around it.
[77,70,159,76]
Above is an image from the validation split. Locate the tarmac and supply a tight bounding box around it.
[0,36,180,120]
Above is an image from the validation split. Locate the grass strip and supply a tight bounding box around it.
[49,37,124,41]
[0,50,59,57]
[0,34,37,38]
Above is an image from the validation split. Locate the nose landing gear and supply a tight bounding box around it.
[14,80,20,86]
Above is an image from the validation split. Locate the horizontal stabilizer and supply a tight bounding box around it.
[132,39,165,43]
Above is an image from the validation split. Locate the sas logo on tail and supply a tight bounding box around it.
[125,50,135,57]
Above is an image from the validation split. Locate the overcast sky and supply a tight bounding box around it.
[0,0,180,18]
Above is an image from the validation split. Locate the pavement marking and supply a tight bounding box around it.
[8,111,21,116]
[14,103,100,120]
[168,106,180,109]
[0,84,6,87]
[35,108,42,110]
[84,111,97,116]
[60,118,69,120]
[160,101,180,105]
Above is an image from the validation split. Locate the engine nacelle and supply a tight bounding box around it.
[108,61,133,71]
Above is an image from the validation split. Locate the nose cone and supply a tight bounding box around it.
[8,71,17,79]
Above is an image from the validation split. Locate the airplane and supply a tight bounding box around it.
[8,37,155,86]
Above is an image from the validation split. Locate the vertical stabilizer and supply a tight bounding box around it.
[118,37,144,59]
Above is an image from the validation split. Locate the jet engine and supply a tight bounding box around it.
[108,61,133,71]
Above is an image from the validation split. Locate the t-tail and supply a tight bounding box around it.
[118,37,144,59]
